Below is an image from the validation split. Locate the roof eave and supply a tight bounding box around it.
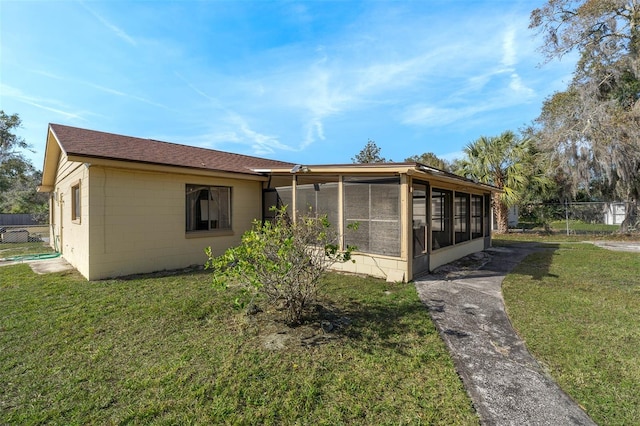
[264,163,499,193]
[66,154,271,181]
[407,168,500,193]
[267,163,415,175]
[39,126,64,189]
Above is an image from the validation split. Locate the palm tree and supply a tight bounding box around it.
[457,131,550,234]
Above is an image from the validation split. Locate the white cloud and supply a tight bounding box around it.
[79,1,137,46]
[402,105,485,127]
[30,68,171,112]
[501,27,517,68]
[352,53,436,95]
[225,113,298,155]
[301,117,325,149]
[30,70,65,81]
[1,84,85,121]
[0,0,578,169]
[508,73,536,98]
[20,100,85,121]
[169,6,537,153]
[175,72,220,104]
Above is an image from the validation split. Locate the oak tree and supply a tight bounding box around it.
[0,111,48,215]
[531,0,640,230]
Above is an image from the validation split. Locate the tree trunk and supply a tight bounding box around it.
[492,192,510,234]
[620,198,638,233]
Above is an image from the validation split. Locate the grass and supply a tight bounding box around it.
[496,229,639,244]
[0,241,55,258]
[513,219,628,237]
[8,236,637,423]
[500,237,640,425]
[0,264,477,425]
[548,220,621,234]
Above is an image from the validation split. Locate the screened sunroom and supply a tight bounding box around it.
[261,163,496,282]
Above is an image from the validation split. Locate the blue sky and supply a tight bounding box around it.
[1,0,575,170]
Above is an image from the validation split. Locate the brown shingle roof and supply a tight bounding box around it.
[49,123,294,175]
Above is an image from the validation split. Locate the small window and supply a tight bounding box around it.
[186,184,231,232]
[71,182,81,223]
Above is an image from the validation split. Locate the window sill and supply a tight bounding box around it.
[186,230,234,239]
[72,219,81,225]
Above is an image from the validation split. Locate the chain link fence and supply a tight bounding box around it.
[0,214,50,245]
[516,202,638,236]
[0,225,50,244]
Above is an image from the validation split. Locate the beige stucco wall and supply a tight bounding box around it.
[428,239,486,272]
[51,162,262,280]
[329,253,408,282]
[76,165,262,280]
[51,157,91,278]
[329,239,486,283]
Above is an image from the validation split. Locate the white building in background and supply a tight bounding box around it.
[604,203,626,225]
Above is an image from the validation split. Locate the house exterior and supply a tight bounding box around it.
[38,124,497,281]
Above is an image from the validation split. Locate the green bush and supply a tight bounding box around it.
[205,207,355,325]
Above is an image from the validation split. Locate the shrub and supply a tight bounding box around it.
[205,207,355,325]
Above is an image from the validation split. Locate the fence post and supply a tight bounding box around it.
[565,200,570,236]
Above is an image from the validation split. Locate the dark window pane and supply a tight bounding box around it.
[186,184,232,232]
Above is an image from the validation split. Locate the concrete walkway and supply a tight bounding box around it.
[590,240,640,253]
[414,244,596,426]
[0,256,74,274]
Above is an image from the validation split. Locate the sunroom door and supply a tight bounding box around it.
[412,182,429,275]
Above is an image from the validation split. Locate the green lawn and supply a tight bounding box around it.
[0,264,477,425]
[548,220,621,234]
[497,230,639,244]
[500,237,640,425]
[513,219,624,236]
[0,241,54,259]
[7,237,636,424]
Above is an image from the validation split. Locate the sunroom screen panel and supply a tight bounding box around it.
[370,220,401,256]
[295,183,339,228]
[345,220,370,252]
[295,184,317,215]
[343,177,401,257]
[275,187,293,214]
